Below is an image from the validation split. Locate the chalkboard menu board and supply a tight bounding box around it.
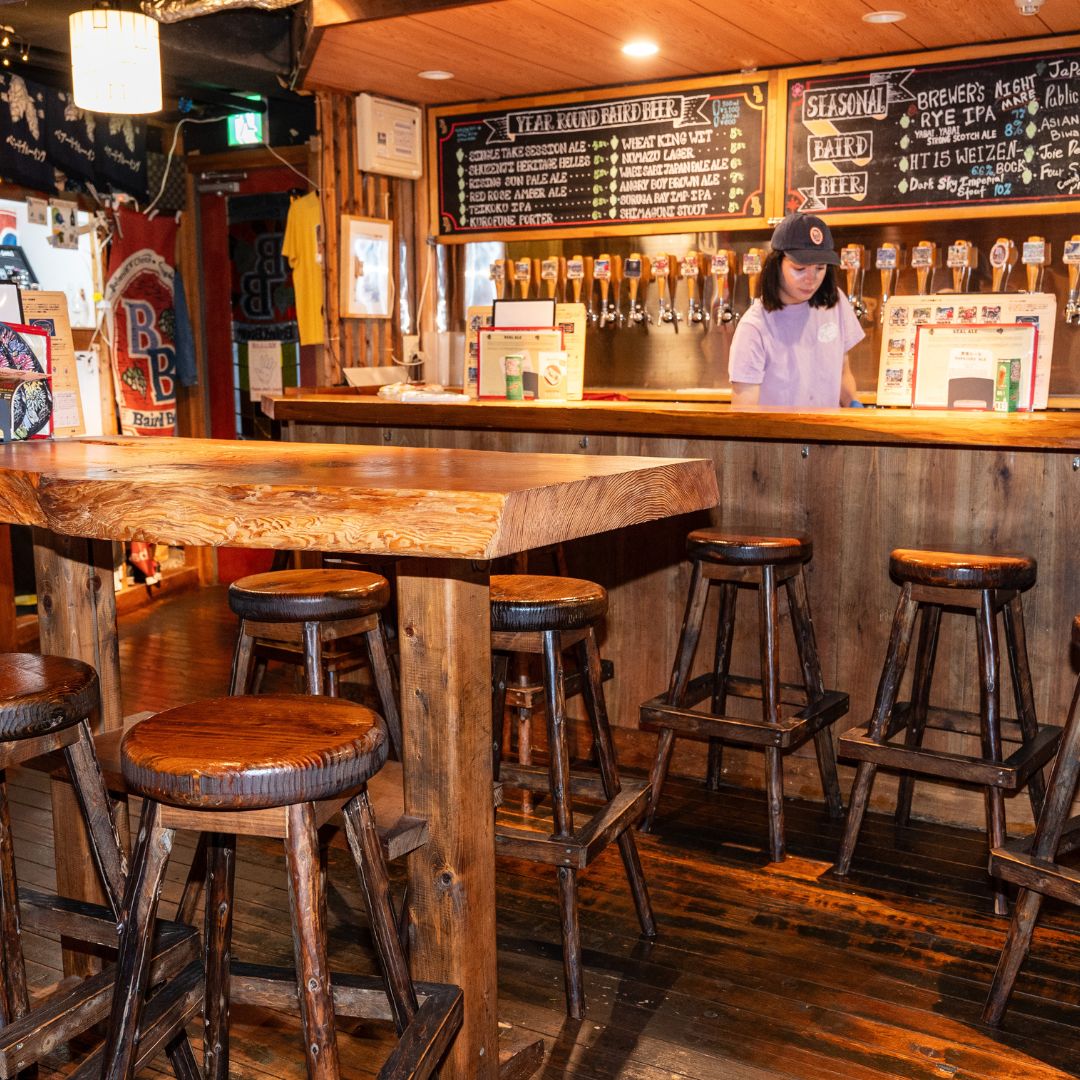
[783,44,1080,218]
[431,77,770,240]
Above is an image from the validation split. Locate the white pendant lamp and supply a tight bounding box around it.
[69,5,162,115]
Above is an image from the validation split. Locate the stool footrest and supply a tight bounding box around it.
[641,684,849,750]
[495,780,650,868]
[65,960,203,1080]
[838,721,1062,789]
[885,701,1032,745]
[504,658,614,711]
[990,836,1080,907]
[498,763,609,801]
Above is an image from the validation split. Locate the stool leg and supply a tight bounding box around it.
[983,675,1080,1025]
[706,582,738,792]
[977,591,1009,917]
[785,569,843,819]
[491,651,510,780]
[63,719,128,917]
[102,800,174,1080]
[760,564,785,862]
[0,770,28,1026]
[203,833,236,1080]
[642,560,710,832]
[895,604,942,828]
[284,801,340,1080]
[342,789,419,1033]
[364,622,403,759]
[229,621,256,695]
[835,585,920,878]
[513,655,536,813]
[543,630,585,1018]
[1002,593,1047,819]
[302,620,326,696]
[578,631,656,939]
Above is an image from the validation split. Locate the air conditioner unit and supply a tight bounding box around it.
[355,94,423,179]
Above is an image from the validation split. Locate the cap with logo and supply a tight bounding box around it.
[770,214,840,266]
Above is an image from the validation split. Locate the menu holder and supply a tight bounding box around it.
[912,323,1037,411]
[477,327,564,399]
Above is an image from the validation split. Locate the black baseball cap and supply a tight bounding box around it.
[770,214,839,265]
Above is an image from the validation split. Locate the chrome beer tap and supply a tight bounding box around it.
[839,243,868,321]
[624,253,651,325]
[654,254,678,326]
[710,250,737,326]
[582,255,597,325]
[1022,237,1049,294]
[682,250,707,326]
[594,253,613,327]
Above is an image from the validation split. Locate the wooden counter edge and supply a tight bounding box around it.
[262,394,1080,452]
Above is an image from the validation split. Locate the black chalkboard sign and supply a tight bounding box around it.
[431,77,770,240]
[784,44,1080,217]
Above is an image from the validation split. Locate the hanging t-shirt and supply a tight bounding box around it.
[280,191,324,346]
[729,292,864,408]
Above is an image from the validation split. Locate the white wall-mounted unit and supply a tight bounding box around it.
[355,94,423,179]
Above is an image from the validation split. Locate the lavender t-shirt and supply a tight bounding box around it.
[729,293,864,407]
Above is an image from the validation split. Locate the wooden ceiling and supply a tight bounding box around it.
[305,0,1079,105]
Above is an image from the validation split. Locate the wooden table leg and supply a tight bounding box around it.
[397,559,542,1079]
[33,530,122,974]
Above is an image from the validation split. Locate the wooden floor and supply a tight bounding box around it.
[10,584,1080,1079]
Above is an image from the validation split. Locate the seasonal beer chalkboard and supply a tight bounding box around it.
[430,74,772,241]
[783,39,1080,221]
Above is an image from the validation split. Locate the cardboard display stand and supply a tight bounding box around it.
[19,291,85,437]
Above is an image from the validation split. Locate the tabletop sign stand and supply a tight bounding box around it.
[876,292,1056,409]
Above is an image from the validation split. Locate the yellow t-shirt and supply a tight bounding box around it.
[281,191,324,346]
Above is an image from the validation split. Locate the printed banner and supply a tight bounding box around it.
[228,193,298,343]
[45,89,96,183]
[0,74,54,193]
[95,115,147,200]
[104,207,178,435]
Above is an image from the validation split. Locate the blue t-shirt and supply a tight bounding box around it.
[729,293,864,407]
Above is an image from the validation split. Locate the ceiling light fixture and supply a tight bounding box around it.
[862,9,907,22]
[418,69,455,80]
[1015,0,1043,13]
[622,39,659,58]
[69,3,162,115]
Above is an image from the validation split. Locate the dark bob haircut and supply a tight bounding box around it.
[760,250,840,313]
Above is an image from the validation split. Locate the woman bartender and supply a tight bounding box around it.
[729,214,864,408]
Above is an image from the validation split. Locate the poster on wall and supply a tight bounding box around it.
[103,208,179,436]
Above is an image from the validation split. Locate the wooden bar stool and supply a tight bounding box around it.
[983,614,1080,1024]
[229,568,402,755]
[490,574,656,1020]
[0,653,200,1078]
[835,548,1061,915]
[640,529,849,862]
[100,694,462,1080]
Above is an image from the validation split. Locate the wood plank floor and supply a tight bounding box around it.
[10,584,1080,1078]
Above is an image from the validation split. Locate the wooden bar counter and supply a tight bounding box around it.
[265,394,1080,833]
[0,435,718,1080]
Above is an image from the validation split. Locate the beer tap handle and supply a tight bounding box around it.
[653,254,671,321]
[989,238,1018,293]
[1065,236,1080,323]
[910,241,935,297]
[540,256,560,301]
[491,259,507,301]
[948,240,976,293]
[513,257,533,299]
[567,255,584,306]
[611,254,624,325]
[1022,237,1049,294]
[743,247,765,307]
[625,253,641,319]
[582,256,596,321]
[682,251,703,323]
[594,253,612,328]
[840,244,867,319]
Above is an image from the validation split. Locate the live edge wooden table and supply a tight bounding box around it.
[0,435,718,1080]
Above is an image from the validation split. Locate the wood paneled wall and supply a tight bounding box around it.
[288,418,1080,833]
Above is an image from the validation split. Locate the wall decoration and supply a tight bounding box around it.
[339,215,392,319]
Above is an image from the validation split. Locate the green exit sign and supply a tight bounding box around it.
[227,111,263,147]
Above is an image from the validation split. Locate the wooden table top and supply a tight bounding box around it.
[0,436,718,559]
[263,392,1080,452]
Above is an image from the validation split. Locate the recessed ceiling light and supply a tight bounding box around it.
[418,69,455,80]
[622,40,659,58]
[862,9,907,22]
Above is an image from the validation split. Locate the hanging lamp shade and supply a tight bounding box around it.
[69,7,162,115]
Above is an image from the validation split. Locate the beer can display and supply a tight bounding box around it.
[503,353,525,400]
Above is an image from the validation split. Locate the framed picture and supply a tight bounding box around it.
[339,215,393,319]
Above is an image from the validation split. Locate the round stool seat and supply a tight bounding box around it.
[686,528,812,566]
[0,653,99,741]
[490,575,607,633]
[889,549,1036,592]
[121,695,387,810]
[229,569,390,623]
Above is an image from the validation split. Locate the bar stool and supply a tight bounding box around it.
[100,694,462,1080]
[640,529,849,862]
[229,568,402,755]
[0,653,199,1077]
[835,548,1062,915]
[983,614,1080,1025]
[490,574,656,1019]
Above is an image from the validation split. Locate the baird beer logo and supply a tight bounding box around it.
[809,226,824,245]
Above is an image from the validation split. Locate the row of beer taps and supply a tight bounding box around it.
[488,252,754,332]
[492,233,1080,328]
